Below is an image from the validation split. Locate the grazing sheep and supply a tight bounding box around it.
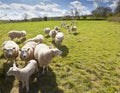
[60,21,66,28]
[49,29,58,40]
[2,40,19,63]
[54,26,60,31]
[34,44,62,74]
[44,28,50,34]
[25,34,44,43]
[66,24,70,29]
[20,42,37,62]
[55,32,64,47]
[8,30,26,40]
[7,60,38,93]
[68,26,77,33]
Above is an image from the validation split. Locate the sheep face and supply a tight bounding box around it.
[51,48,62,56]
[3,47,17,58]
[20,48,31,61]
[7,67,18,76]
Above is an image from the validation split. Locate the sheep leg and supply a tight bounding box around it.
[42,66,46,74]
[25,79,29,93]
[46,65,49,72]
[6,59,10,63]
[22,81,25,88]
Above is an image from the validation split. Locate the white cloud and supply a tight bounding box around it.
[0,2,67,20]
[69,1,91,15]
[109,0,119,9]
[40,0,51,2]
[87,0,119,8]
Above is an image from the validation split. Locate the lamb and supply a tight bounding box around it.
[20,41,37,63]
[55,32,64,47]
[8,30,26,40]
[49,29,58,40]
[34,44,62,74]
[2,40,19,63]
[7,60,38,93]
[44,27,50,34]
[25,34,44,43]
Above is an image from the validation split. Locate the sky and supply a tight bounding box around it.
[0,0,119,20]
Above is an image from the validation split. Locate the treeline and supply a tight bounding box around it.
[91,0,120,22]
[2,0,120,22]
[26,0,120,22]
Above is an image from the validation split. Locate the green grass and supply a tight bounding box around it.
[0,20,120,93]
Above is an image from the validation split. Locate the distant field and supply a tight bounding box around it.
[0,20,120,93]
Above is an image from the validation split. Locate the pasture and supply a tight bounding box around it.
[0,20,120,93]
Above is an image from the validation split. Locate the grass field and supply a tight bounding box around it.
[0,20,120,93]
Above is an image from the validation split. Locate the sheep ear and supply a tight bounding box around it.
[13,63,16,67]
[13,68,17,71]
[27,48,30,51]
[49,45,53,49]
[13,47,16,49]
[50,49,55,55]
[3,48,7,51]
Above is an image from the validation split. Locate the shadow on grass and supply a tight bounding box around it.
[0,54,4,59]
[16,37,26,44]
[19,67,63,93]
[45,35,50,38]
[59,45,69,57]
[73,32,79,36]
[52,40,69,57]
[0,62,15,93]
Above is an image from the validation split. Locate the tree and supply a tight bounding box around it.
[23,13,28,21]
[43,16,47,21]
[114,0,120,15]
[75,9,80,19]
[92,6,112,18]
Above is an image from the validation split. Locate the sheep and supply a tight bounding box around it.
[66,24,70,29]
[20,41,38,63]
[60,22,66,28]
[7,60,38,93]
[55,32,64,47]
[54,26,60,31]
[44,27,50,34]
[34,44,62,74]
[68,26,77,33]
[8,30,26,40]
[25,34,44,43]
[49,29,58,40]
[71,26,77,33]
[2,40,19,63]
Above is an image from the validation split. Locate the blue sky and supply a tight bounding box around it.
[0,0,119,20]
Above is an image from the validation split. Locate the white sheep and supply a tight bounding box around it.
[20,41,37,62]
[55,32,64,47]
[60,21,66,28]
[2,40,19,63]
[7,60,38,93]
[71,26,77,32]
[49,29,58,40]
[66,24,70,29]
[44,28,50,34]
[8,30,26,40]
[34,44,62,74]
[54,26,60,31]
[25,34,44,43]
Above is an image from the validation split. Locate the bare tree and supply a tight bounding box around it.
[114,0,120,15]
[23,13,28,21]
